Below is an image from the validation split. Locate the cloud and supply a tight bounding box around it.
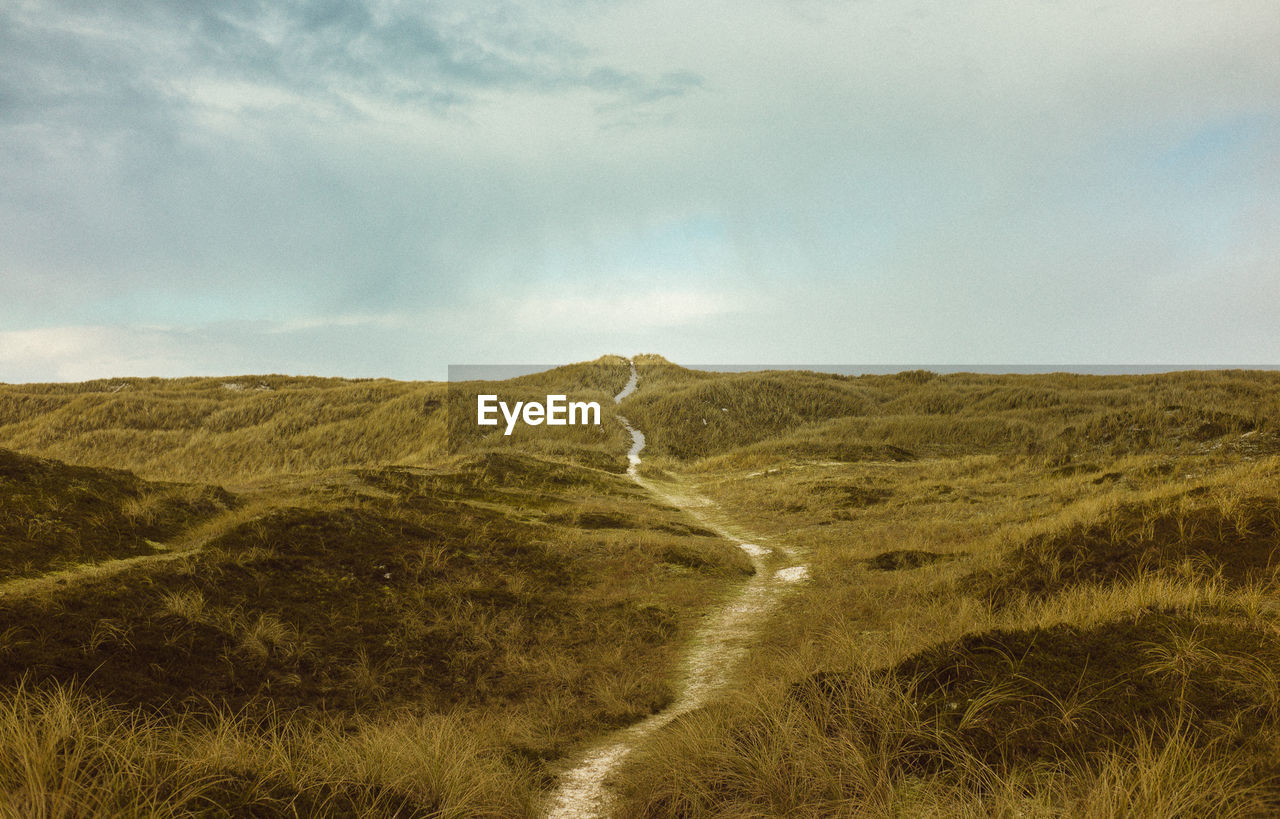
[510,288,742,331]
[0,319,435,382]
[264,312,413,334]
[0,326,204,382]
[0,1,702,132]
[0,0,1278,377]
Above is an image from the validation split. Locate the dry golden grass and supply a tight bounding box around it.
[607,359,1280,815]
[0,356,633,484]
[0,416,754,814]
[0,681,540,818]
[615,678,1267,818]
[5,356,1280,815]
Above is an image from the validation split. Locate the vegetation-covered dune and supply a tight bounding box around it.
[613,357,1280,816]
[0,356,632,484]
[2,355,1279,815]
[624,355,1280,463]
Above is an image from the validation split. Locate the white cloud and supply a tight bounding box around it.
[264,313,413,334]
[0,318,419,382]
[2,0,1278,374]
[509,288,743,331]
[0,326,192,382]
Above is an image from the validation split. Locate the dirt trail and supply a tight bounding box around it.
[545,359,809,818]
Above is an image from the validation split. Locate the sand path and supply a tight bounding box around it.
[544,359,808,818]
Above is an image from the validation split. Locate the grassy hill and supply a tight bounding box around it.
[625,355,1280,464]
[611,358,1280,816]
[0,448,233,582]
[0,356,632,484]
[2,355,1280,815]
[0,448,750,814]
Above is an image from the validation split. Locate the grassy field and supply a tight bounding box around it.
[612,358,1280,816]
[2,356,1279,815]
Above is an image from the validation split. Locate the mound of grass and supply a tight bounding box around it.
[0,376,450,482]
[697,438,915,471]
[440,451,635,493]
[625,608,1280,818]
[543,505,717,537]
[968,493,1280,606]
[546,509,636,528]
[660,540,755,575]
[0,503,602,716]
[622,370,874,460]
[773,608,1280,802]
[621,362,1280,464]
[0,449,233,581]
[355,454,647,520]
[1081,406,1259,451]
[505,355,634,395]
[0,453,752,763]
[881,609,1280,767]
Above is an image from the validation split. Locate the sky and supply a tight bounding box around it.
[1,0,1278,382]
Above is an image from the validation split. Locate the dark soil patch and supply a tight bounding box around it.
[830,484,894,508]
[655,522,718,538]
[868,550,954,571]
[548,510,636,529]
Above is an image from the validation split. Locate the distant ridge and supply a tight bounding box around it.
[688,364,1280,376]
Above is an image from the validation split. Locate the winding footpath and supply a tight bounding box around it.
[545,359,809,818]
